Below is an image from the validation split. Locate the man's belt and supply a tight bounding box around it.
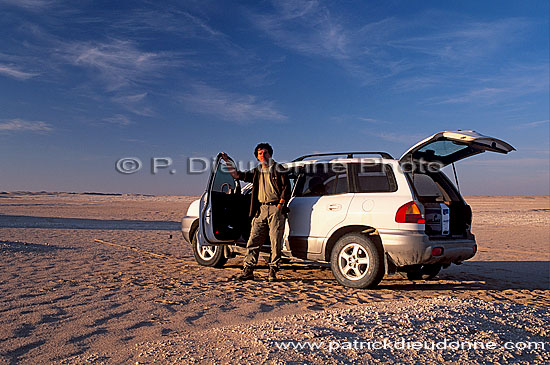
[260,201,279,206]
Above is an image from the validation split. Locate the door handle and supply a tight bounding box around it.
[328,204,342,211]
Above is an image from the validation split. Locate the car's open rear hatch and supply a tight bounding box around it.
[400,130,515,167]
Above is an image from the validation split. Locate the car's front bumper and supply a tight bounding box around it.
[379,229,476,267]
[181,216,198,244]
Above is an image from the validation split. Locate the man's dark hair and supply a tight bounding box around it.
[254,143,273,158]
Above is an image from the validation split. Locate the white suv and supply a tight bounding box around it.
[181,131,514,288]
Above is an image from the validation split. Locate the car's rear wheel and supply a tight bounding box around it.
[330,233,384,289]
[191,229,227,267]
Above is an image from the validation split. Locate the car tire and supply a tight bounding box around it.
[330,233,384,289]
[191,229,227,268]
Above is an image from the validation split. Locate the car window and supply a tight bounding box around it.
[285,168,299,195]
[352,163,397,193]
[294,163,349,197]
[211,160,236,193]
[325,174,348,194]
[416,140,469,159]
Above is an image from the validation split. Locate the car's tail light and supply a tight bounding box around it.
[395,201,425,224]
[432,247,443,256]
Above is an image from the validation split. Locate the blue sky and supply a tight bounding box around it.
[0,0,548,195]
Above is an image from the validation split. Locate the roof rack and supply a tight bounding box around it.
[292,151,394,162]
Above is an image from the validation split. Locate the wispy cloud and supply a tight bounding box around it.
[357,117,391,124]
[60,39,176,91]
[117,8,225,40]
[247,1,406,85]
[430,65,549,105]
[248,0,350,60]
[0,0,55,10]
[393,75,450,92]
[0,64,38,80]
[365,130,424,144]
[112,7,257,72]
[331,114,391,125]
[388,17,529,62]
[3,22,174,116]
[180,83,287,123]
[0,119,52,132]
[102,114,132,126]
[248,3,537,88]
[112,93,147,103]
[120,137,148,145]
[511,120,550,130]
[111,93,154,116]
[436,87,509,105]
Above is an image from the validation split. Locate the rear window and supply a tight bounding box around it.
[417,140,469,157]
[352,164,397,193]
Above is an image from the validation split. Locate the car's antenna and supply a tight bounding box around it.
[452,162,460,193]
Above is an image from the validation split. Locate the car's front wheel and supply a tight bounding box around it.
[191,229,227,267]
[330,233,384,289]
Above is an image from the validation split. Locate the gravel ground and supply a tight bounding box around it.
[133,297,549,364]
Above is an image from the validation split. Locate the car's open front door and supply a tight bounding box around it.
[199,154,248,245]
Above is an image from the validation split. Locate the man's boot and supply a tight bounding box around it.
[268,267,277,282]
[237,266,254,281]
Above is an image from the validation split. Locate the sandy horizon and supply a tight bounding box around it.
[3,190,550,198]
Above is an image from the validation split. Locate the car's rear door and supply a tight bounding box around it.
[286,162,354,257]
[199,154,248,244]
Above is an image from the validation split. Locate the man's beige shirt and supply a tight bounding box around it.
[258,162,279,203]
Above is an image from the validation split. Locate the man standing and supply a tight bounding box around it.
[221,143,290,282]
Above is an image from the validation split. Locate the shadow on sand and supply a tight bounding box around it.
[224,261,550,290]
[0,214,180,231]
[0,240,74,253]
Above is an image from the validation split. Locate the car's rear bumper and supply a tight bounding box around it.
[379,230,476,267]
[181,216,198,244]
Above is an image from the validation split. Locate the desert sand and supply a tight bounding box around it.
[0,193,548,363]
